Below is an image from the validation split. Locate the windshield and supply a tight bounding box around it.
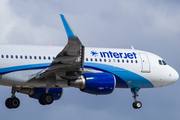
[162,60,167,65]
[158,60,167,65]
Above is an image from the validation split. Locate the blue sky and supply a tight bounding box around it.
[0,0,180,119]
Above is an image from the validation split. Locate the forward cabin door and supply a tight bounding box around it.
[139,53,151,73]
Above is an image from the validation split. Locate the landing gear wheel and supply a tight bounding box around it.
[132,101,142,109]
[38,93,54,105]
[42,93,54,105]
[38,94,46,105]
[9,97,20,108]
[5,97,20,109]
[5,98,12,109]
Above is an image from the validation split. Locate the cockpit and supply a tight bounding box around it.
[158,60,167,65]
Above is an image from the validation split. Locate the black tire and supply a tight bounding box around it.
[42,93,54,105]
[38,94,46,105]
[132,101,142,109]
[5,98,12,109]
[9,97,20,108]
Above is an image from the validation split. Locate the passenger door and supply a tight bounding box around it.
[139,53,151,73]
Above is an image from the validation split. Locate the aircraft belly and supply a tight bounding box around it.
[0,69,69,88]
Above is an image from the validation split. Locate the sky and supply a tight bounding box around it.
[0,0,180,119]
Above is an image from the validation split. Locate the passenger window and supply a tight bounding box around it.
[1,55,4,58]
[158,60,162,65]
[113,59,116,62]
[6,55,8,58]
[11,55,13,59]
[131,60,133,63]
[104,59,106,62]
[25,56,27,59]
[109,59,111,62]
[90,58,93,61]
[95,58,97,62]
[122,60,124,63]
[29,56,32,59]
[34,56,37,59]
[16,55,18,59]
[99,59,102,62]
[48,56,51,60]
[127,60,129,63]
[117,59,120,63]
[135,60,138,63]
[86,58,88,61]
[39,56,41,60]
[44,56,46,60]
[53,57,55,60]
[20,55,23,59]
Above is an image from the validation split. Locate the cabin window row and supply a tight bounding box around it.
[1,55,55,60]
[86,58,138,63]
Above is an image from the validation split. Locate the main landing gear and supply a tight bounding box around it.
[5,86,20,109]
[5,86,54,109]
[131,88,142,109]
[38,93,54,105]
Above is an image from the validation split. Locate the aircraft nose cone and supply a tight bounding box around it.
[173,70,179,83]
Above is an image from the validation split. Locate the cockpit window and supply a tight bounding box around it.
[162,60,167,65]
[158,60,167,65]
[158,60,162,65]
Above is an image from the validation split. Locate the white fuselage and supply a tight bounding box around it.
[0,44,178,88]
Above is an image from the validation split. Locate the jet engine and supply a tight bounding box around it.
[69,73,116,95]
[17,87,63,100]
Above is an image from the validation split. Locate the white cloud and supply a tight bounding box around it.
[0,0,65,46]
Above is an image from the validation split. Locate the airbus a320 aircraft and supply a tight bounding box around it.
[0,14,179,109]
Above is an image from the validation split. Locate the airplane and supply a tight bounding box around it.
[0,14,179,109]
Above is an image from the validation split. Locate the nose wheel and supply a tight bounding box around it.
[132,101,142,109]
[131,88,142,109]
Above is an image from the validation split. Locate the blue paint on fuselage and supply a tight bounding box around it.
[84,62,154,88]
[0,63,50,75]
[0,62,154,88]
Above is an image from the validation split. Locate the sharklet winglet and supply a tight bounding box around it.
[60,14,76,38]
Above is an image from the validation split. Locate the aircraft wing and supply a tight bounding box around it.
[28,14,84,81]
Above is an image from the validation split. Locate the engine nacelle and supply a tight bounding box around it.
[17,87,63,100]
[69,73,116,95]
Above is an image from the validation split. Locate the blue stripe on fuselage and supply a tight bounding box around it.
[0,62,154,88]
[84,62,154,88]
[0,63,50,75]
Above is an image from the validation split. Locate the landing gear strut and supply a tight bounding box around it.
[131,88,142,109]
[5,86,20,109]
[38,76,54,105]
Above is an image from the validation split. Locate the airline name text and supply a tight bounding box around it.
[99,51,137,59]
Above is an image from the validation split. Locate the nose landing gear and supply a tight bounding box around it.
[131,88,142,109]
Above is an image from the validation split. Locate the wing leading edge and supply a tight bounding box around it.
[28,14,84,81]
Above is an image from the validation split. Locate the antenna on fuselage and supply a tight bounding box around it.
[131,45,135,50]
